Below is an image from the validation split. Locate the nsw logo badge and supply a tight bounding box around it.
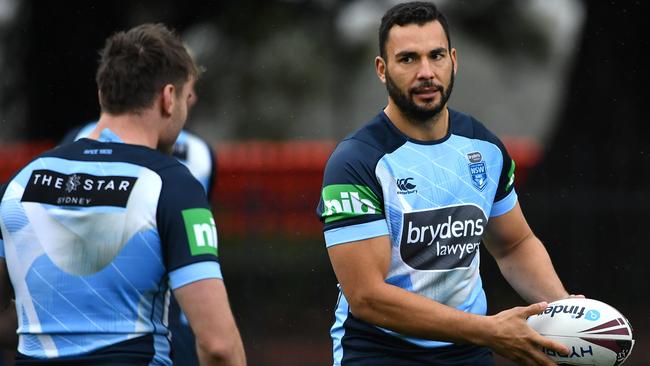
[467,152,487,191]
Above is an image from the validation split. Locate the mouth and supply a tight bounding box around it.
[411,85,442,100]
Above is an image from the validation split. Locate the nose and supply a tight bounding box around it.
[416,59,435,80]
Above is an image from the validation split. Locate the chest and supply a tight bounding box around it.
[376,139,502,215]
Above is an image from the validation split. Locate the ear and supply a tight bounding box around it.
[97,90,104,108]
[375,56,387,84]
[161,84,176,117]
[450,48,458,75]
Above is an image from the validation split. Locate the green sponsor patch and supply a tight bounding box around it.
[181,208,218,256]
[321,184,382,223]
[505,159,516,192]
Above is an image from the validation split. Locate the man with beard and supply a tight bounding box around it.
[317,2,575,365]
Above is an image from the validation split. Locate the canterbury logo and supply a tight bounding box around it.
[396,178,416,191]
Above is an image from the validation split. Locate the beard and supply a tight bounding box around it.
[385,65,455,124]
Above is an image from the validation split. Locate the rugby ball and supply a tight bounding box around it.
[527,298,634,365]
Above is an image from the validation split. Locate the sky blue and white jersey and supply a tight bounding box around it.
[317,110,517,360]
[0,130,222,365]
[61,122,216,197]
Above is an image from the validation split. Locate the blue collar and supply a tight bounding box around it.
[97,128,124,143]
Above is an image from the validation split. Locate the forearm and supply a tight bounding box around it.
[0,300,17,349]
[175,278,246,366]
[196,334,246,366]
[496,234,568,303]
[348,282,492,346]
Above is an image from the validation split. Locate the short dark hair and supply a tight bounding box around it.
[379,1,451,59]
[96,23,199,115]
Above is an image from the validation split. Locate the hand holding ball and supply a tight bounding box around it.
[527,298,634,365]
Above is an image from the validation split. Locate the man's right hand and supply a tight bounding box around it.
[484,302,568,366]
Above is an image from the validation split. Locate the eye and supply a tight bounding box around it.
[430,49,447,61]
[399,55,414,64]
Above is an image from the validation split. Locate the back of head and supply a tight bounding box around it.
[96,23,199,115]
[379,1,451,59]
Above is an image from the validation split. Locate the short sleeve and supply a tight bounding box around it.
[156,165,221,288]
[316,139,389,247]
[481,130,517,217]
[0,182,5,258]
[496,148,516,203]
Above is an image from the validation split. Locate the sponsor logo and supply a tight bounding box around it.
[505,159,516,192]
[182,208,218,256]
[321,184,381,223]
[467,151,482,163]
[539,304,598,320]
[585,310,600,321]
[400,205,486,270]
[65,174,81,193]
[617,345,632,362]
[396,178,417,195]
[542,345,593,359]
[21,169,136,207]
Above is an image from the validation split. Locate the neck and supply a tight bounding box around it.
[384,102,449,141]
[89,111,159,149]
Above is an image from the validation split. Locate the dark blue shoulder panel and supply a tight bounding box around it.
[317,113,406,231]
[449,109,515,201]
[0,182,5,241]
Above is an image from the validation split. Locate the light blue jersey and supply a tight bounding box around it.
[0,130,222,365]
[59,122,217,365]
[317,110,517,363]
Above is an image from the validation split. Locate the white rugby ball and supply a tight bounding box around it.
[527,298,634,366]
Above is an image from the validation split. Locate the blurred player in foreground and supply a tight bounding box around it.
[60,75,217,366]
[0,23,245,366]
[317,2,576,365]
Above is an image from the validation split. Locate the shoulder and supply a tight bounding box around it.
[327,112,407,173]
[178,129,211,149]
[449,109,505,148]
[173,130,214,161]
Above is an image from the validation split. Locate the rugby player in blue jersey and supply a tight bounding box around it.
[60,85,217,366]
[317,2,574,365]
[0,24,245,366]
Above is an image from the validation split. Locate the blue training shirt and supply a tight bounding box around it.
[0,130,222,365]
[317,109,517,362]
[61,122,216,197]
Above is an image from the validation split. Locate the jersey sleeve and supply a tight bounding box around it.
[156,164,222,290]
[316,139,388,247]
[0,182,5,258]
[480,128,517,217]
[206,142,217,201]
